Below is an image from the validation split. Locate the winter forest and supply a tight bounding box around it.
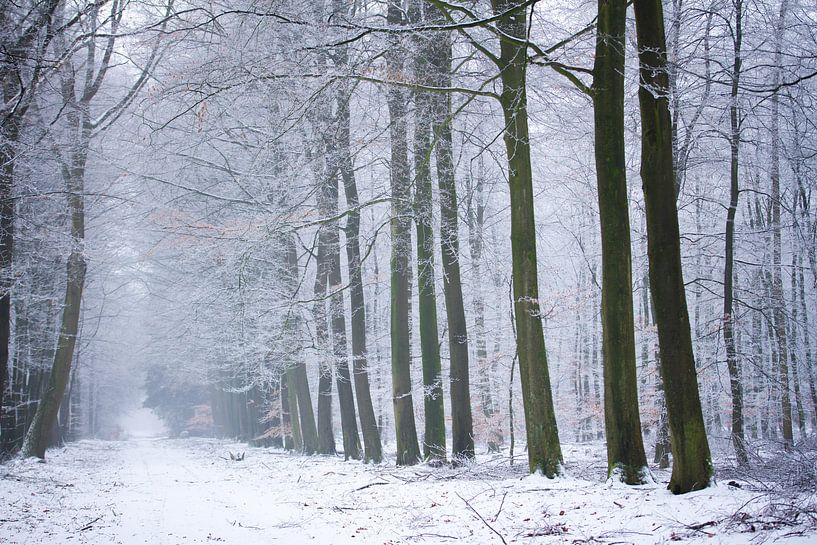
[2,0,817,543]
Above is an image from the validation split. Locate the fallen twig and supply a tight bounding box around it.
[492,492,507,522]
[408,532,460,540]
[687,520,717,531]
[78,515,102,532]
[456,492,507,545]
[354,481,390,492]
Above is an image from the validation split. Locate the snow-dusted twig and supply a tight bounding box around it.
[354,481,389,491]
[77,515,103,532]
[407,532,460,540]
[492,492,507,522]
[456,492,507,545]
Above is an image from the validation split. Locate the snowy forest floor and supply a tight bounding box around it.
[1,438,816,544]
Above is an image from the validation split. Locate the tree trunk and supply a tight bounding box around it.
[0,0,62,440]
[0,137,15,440]
[22,248,85,458]
[321,161,362,460]
[723,0,747,466]
[313,234,336,455]
[492,0,562,477]
[790,254,806,436]
[284,234,318,454]
[280,371,294,450]
[410,2,446,461]
[797,255,817,428]
[328,245,361,460]
[387,0,421,466]
[467,162,499,451]
[593,0,649,484]
[328,0,382,461]
[336,93,383,464]
[21,43,93,456]
[654,359,671,469]
[428,4,474,461]
[632,0,712,493]
[770,0,793,450]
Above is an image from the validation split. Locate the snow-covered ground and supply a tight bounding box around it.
[1,438,815,544]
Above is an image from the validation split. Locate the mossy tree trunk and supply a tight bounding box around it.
[491,0,562,477]
[336,90,383,463]
[387,0,421,466]
[427,3,474,461]
[284,234,319,455]
[326,187,362,461]
[633,0,713,493]
[410,0,446,461]
[593,0,649,484]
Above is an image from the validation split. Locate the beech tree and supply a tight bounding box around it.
[427,2,475,462]
[633,0,713,493]
[331,0,382,463]
[386,0,422,466]
[491,0,562,476]
[592,0,649,484]
[410,0,446,461]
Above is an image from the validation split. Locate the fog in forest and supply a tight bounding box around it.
[2,1,817,543]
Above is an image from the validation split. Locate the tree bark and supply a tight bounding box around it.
[327,0,383,462]
[593,0,649,484]
[0,137,16,438]
[387,0,421,466]
[428,5,475,461]
[769,0,794,450]
[467,162,499,451]
[284,234,319,454]
[280,370,296,450]
[0,2,62,436]
[492,0,562,477]
[723,0,747,466]
[336,91,383,463]
[796,254,817,429]
[790,253,806,435]
[21,12,95,455]
[21,249,84,458]
[633,0,712,493]
[410,1,446,461]
[326,187,361,460]
[313,238,336,455]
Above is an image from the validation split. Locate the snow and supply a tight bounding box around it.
[1,439,815,544]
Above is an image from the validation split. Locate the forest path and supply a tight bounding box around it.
[1,438,366,544]
[95,437,374,544]
[2,438,814,544]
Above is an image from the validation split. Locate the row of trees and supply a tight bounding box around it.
[1,0,815,498]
